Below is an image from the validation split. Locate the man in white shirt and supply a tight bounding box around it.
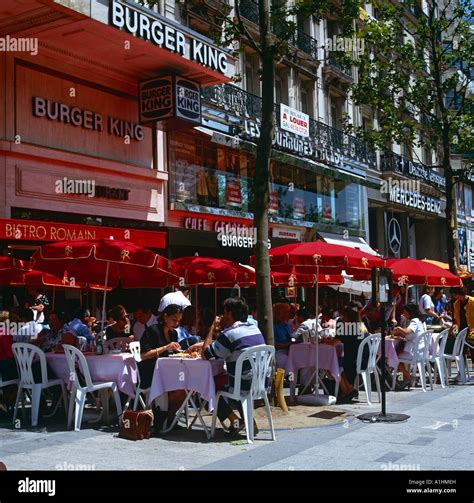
[418,286,441,325]
[158,286,191,312]
[393,304,426,388]
[132,304,158,341]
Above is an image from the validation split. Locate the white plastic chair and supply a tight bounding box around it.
[354,334,381,405]
[103,337,129,354]
[12,343,68,427]
[428,329,449,388]
[444,328,468,384]
[398,331,433,392]
[128,342,149,411]
[63,344,122,431]
[211,345,275,444]
[464,339,473,382]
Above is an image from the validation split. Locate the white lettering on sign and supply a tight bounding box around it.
[272,228,302,240]
[280,104,309,137]
[110,1,228,74]
[388,188,441,215]
[32,97,144,142]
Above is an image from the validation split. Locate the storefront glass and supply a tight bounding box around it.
[168,130,365,231]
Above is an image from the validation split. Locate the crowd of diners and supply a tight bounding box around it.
[0,284,473,435]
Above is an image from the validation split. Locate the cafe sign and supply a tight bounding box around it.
[139,76,201,127]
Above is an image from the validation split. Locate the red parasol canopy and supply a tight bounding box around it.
[31,239,179,288]
[256,241,384,278]
[387,258,463,287]
[172,257,253,287]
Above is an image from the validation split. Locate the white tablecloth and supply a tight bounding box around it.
[46,352,137,397]
[285,343,341,382]
[148,357,216,410]
[378,338,401,370]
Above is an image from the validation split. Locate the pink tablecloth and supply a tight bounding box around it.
[285,343,340,382]
[46,353,137,397]
[148,357,216,410]
[378,338,400,370]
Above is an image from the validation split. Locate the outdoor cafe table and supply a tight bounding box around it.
[46,352,137,397]
[46,352,137,423]
[285,342,341,400]
[148,357,224,439]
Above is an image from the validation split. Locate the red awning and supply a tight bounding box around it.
[0,218,166,249]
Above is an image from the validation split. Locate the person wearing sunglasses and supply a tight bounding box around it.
[106,305,133,342]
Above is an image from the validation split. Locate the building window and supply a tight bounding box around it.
[168,130,365,231]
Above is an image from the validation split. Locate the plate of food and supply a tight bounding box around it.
[168,352,201,359]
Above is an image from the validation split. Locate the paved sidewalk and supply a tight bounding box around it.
[0,381,472,471]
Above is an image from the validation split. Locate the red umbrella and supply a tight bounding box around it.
[7,270,110,291]
[387,258,463,287]
[31,239,179,288]
[172,257,254,287]
[32,239,179,329]
[0,257,30,278]
[238,264,343,287]
[255,241,384,278]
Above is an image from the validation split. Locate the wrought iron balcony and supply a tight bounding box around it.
[294,30,319,59]
[202,83,262,118]
[239,0,259,24]
[325,52,353,79]
[201,83,376,168]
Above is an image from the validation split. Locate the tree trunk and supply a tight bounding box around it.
[254,0,275,345]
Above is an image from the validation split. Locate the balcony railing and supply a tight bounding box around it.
[327,52,353,78]
[380,151,446,190]
[202,83,376,168]
[239,0,259,24]
[294,30,318,59]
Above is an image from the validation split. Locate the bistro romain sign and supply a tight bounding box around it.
[110,0,229,74]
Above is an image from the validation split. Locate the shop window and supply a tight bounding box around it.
[168,130,364,232]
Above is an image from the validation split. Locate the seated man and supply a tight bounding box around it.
[188,297,265,436]
[35,311,67,352]
[273,303,292,369]
[65,307,96,346]
[132,303,157,342]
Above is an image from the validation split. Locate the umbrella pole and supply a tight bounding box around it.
[214,288,217,317]
[315,266,320,395]
[52,287,56,311]
[100,261,110,332]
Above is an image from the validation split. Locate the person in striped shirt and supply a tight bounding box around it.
[188,297,265,436]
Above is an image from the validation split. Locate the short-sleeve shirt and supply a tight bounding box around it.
[31,294,50,323]
[204,321,265,392]
[419,294,434,315]
[405,317,425,354]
